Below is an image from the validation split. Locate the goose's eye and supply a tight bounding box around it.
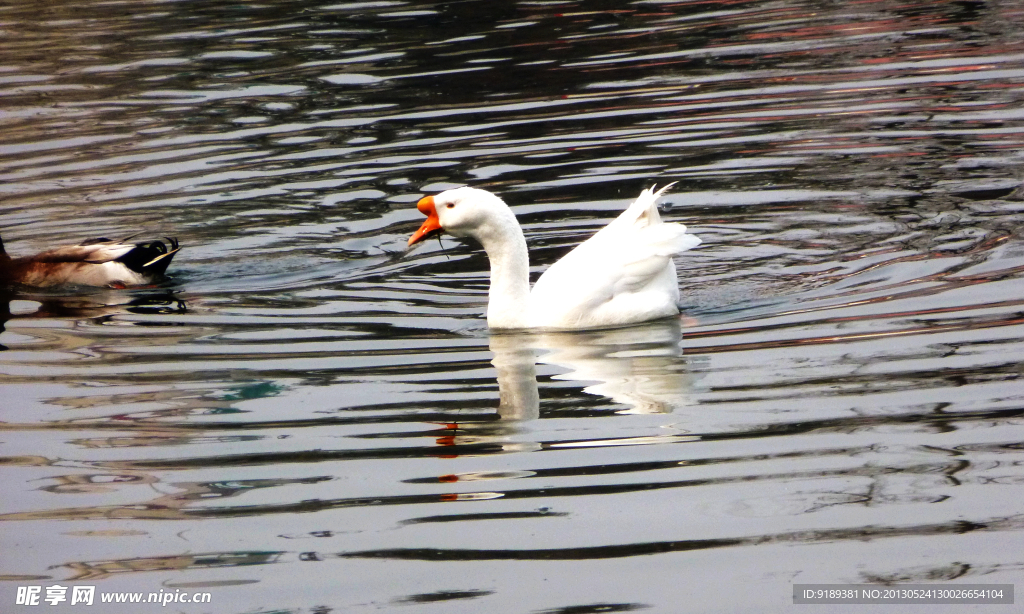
[447,203,455,209]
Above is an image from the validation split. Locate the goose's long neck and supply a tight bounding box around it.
[476,216,531,329]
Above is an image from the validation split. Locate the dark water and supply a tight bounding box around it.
[3,1,1024,612]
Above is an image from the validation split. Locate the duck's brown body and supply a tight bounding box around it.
[0,236,180,288]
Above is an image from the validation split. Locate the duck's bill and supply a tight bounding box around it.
[408,214,442,245]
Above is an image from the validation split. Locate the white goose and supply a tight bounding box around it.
[408,185,700,330]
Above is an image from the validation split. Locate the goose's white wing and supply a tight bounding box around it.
[527,185,700,329]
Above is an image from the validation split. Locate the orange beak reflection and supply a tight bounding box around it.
[409,195,442,246]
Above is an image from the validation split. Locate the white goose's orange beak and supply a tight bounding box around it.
[408,195,442,245]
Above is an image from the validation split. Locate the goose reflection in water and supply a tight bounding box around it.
[490,317,693,421]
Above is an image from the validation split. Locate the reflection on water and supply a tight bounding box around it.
[490,333,540,422]
[3,0,1024,612]
[490,319,689,420]
[537,321,690,415]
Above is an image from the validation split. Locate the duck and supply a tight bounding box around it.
[408,184,700,330]
[0,234,180,288]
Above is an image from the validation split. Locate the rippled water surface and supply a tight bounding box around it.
[3,0,1024,612]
